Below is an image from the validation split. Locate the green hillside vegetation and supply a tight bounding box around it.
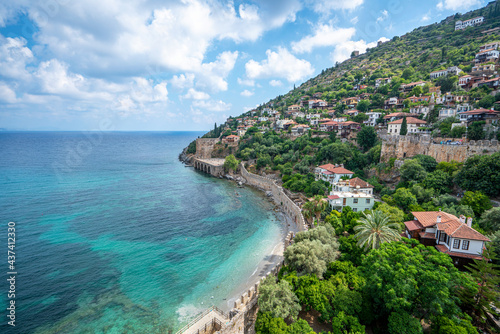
[189,2,500,333]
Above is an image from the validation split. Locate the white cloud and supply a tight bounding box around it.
[377,10,388,23]
[437,0,480,11]
[291,24,355,53]
[350,16,359,24]
[331,38,388,64]
[237,78,255,86]
[192,99,231,112]
[0,81,17,103]
[240,89,254,97]
[422,13,431,22]
[269,80,282,87]
[14,0,300,77]
[196,51,238,93]
[0,35,33,81]
[245,47,314,82]
[170,74,195,90]
[183,88,210,100]
[306,0,364,12]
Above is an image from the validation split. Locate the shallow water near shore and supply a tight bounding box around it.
[0,132,284,333]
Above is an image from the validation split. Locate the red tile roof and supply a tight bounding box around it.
[404,220,424,231]
[349,177,374,189]
[412,211,490,241]
[318,164,354,175]
[412,211,457,228]
[389,117,427,125]
[328,195,340,200]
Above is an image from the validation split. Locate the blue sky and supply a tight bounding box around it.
[0,0,487,131]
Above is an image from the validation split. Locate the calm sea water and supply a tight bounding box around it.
[0,132,282,333]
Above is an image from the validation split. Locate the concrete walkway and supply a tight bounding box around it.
[178,308,228,334]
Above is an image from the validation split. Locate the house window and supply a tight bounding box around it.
[439,232,446,242]
[453,239,461,249]
[353,199,358,204]
[366,199,370,204]
[353,208,357,212]
[462,240,470,250]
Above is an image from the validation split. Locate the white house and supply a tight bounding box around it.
[404,211,489,264]
[375,77,391,87]
[430,66,461,79]
[455,16,484,30]
[332,177,374,195]
[479,41,500,51]
[387,117,427,135]
[475,49,500,63]
[291,124,310,136]
[315,164,354,184]
[327,191,374,213]
[364,112,382,127]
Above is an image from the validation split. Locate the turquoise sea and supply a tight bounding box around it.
[0,132,283,333]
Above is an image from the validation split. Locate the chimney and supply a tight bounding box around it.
[467,217,472,228]
[436,215,441,224]
[459,215,466,224]
[340,164,344,168]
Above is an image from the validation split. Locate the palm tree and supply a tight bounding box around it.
[311,195,328,225]
[353,210,401,250]
[302,201,315,225]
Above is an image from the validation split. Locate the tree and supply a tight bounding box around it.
[357,126,378,152]
[423,169,452,194]
[388,311,423,334]
[400,117,408,135]
[393,187,418,211]
[357,100,370,112]
[464,247,500,328]
[301,201,315,225]
[467,121,485,140]
[400,159,427,183]
[477,95,495,109]
[413,154,437,173]
[377,202,405,224]
[258,276,301,320]
[331,311,365,334]
[284,225,339,278]
[479,207,500,232]
[223,154,239,172]
[353,210,401,250]
[362,240,476,323]
[402,67,414,80]
[460,191,492,216]
[310,195,328,224]
[455,152,500,197]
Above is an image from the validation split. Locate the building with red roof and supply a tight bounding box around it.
[404,211,490,266]
[388,117,427,135]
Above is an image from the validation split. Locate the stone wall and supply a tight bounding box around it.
[240,164,308,232]
[380,134,500,163]
[196,138,220,159]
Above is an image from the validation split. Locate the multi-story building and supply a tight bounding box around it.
[404,211,489,265]
[475,49,500,63]
[429,66,461,79]
[375,77,392,87]
[315,164,354,184]
[364,111,383,127]
[387,117,428,135]
[455,16,484,30]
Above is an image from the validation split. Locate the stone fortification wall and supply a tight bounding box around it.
[196,138,220,158]
[216,264,283,334]
[380,134,499,163]
[240,164,307,232]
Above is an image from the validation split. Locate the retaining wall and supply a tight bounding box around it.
[240,164,307,232]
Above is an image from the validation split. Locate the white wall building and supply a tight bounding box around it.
[455,16,484,30]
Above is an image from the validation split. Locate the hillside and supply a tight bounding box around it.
[264,0,500,112]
